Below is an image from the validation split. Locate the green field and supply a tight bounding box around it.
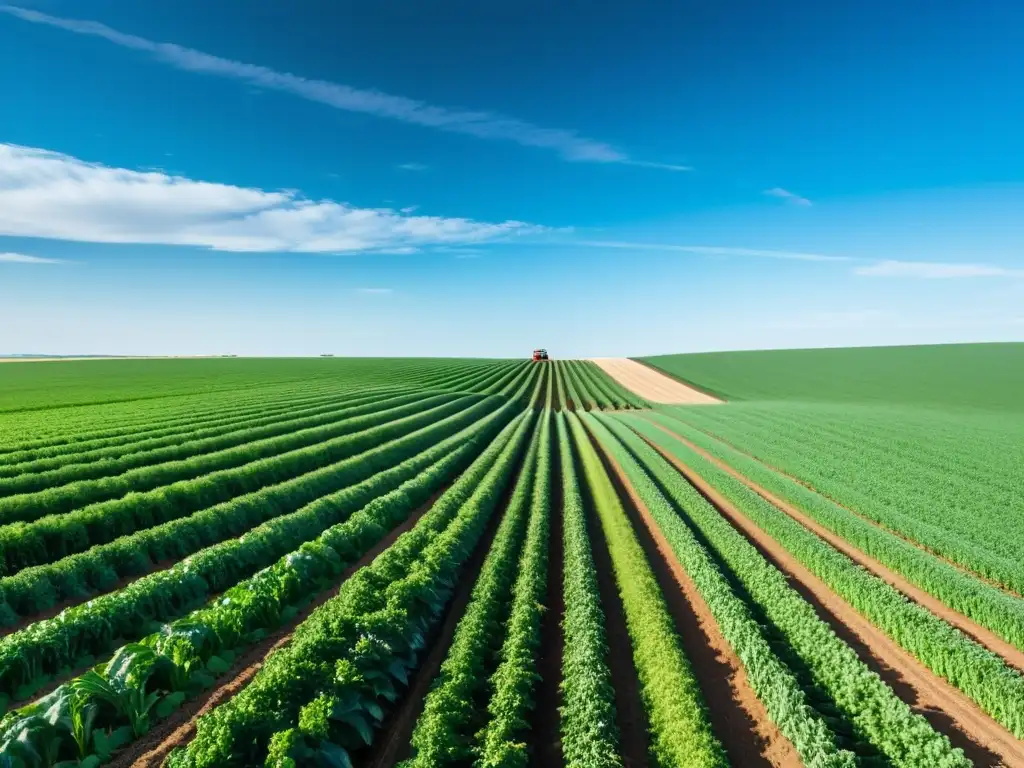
[641,342,1024,410]
[0,350,1021,767]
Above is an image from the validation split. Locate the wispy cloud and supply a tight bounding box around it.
[625,160,692,173]
[397,163,428,172]
[855,260,1024,279]
[0,252,67,264]
[357,287,393,294]
[575,240,850,263]
[0,143,544,253]
[763,187,812,206]
[0,5,685,171]
[400,205,420,214]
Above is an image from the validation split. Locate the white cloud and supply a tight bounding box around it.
[0,252,67,264]
[625,160,692,173]
[400,205,420,214]
[397,163,428,172]
[855,260,1024,279]
[0,143,544,252]
[357,287,393,294]
[576,240,850,262]
[763,187,812,206]
[0,5,685,170]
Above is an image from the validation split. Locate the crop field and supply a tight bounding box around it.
[0,347,1021,768]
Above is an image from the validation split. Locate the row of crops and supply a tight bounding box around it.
[1,355,1021,766]
[550,360,647,411]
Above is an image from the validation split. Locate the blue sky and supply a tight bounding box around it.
[1,0,1023,357]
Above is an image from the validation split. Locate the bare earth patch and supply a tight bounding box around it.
[590,358,722,405]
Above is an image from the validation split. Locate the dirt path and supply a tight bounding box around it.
[637,431,1024,767]
[587,429,799,768]
[644,417,1024,673]
[116,486,451,768]
[588,358,722,405]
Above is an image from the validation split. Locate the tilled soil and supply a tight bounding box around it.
[589,358,722,405]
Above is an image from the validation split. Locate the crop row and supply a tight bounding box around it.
[663,404,1024,594]
[0,401,534,766]
[0,358,513,450]
[585,414,854,765]
[650,410,1024,654]
[552,362,646,411]
[475,410,553,768]
[0,394,519,707]
[0,395,470,575]
[402,411,545,766]
[572,361,646,410]
[0,396,495,622]
[554,413,622,768]
[566,413,725,768]
[0,376,375,454]
[619,412,1024,751]
[0,385,410,480]
[168,406,538,766]
[0,390,430,499]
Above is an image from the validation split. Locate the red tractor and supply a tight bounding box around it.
[532,349,549,361]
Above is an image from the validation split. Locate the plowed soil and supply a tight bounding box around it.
[589,358,722,405]
[638,428,1024,767]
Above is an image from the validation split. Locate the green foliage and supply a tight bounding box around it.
[617,413,996,762]
[0,358,520,415]
[0,397,495,627]
[566,414,725,768]
[402,413,546,767]
[659,402,1024,597]
[0,382,398,471]
[475,411,553,768]
[641,342,1024,410]
[0,390,416,499]
[0,393,459,534]
[553,414,622,768]
[588,413,855,767]
[550,362,644,412]
[0,395,511,704]
[0,405,529,766]
[167,409,537,767]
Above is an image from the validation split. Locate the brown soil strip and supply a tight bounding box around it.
[589,359,721,405]
[645,417,1024,672]
[637,430,1023,768]
[360,437,535,768]
[585,427,797,768]
[662,416,1024,600]
[531,425,565,766]
[577,449,651,768]
[114,486,452,768]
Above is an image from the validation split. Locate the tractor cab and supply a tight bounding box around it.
[532,349,549,361]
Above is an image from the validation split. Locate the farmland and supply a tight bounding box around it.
[0,346,1022,767]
